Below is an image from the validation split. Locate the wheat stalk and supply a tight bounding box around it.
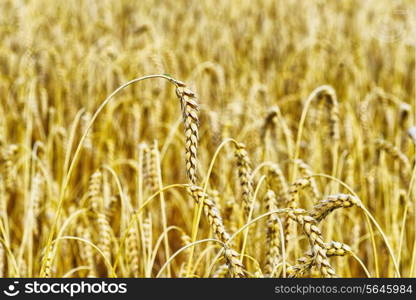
[0,242,4,277]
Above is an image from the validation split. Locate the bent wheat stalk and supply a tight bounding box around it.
[41,75,199,275]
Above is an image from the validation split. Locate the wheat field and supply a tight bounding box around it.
[0,0,415,278]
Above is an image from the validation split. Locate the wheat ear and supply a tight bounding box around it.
[31,173,44,235]
[148,142,159,193]
[188,185,245,277]
[284,177,311,247]
[213,264,229,278]
[317,86,340,141]
[295,159,320,200]
[31,173,44,218]
[42,246,54,278]
[126,226,139,277]
[375,139,411,171]
[288,209,336,277]
[267,163,289,205]
[141,143,157,193]
[234,142,254,217]
[76,226,96,277]
[260,107,279,141]
[264,190,281,277]
[88,170,103,212]
[288,241,351,277]
[310,194,361,223]
[1,144,18,192]
[175,82,199,185]
[97,212,112,263]
[178,234,192,277]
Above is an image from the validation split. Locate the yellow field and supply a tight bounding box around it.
[0,0,415,278]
